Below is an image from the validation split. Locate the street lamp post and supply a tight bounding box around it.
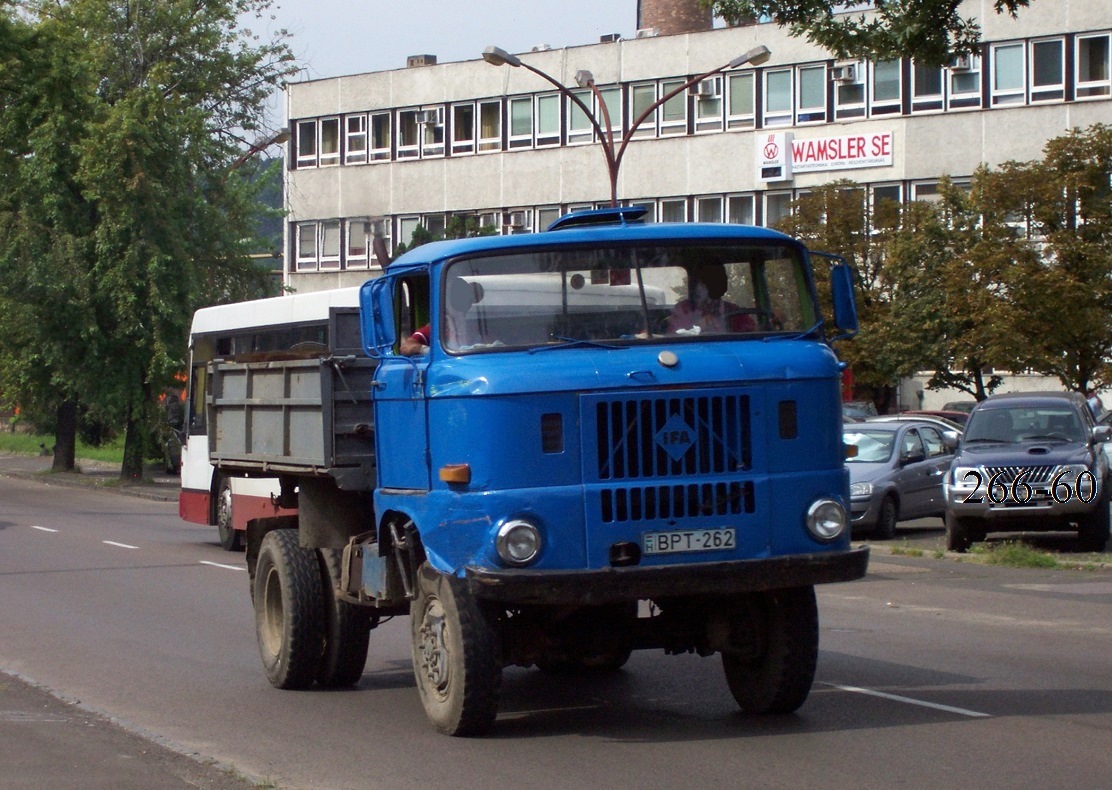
[231,127,291,171]
[482,44,771,207]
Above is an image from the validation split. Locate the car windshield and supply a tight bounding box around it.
[843,429,895,463]
[964,406,1086,443]
[440,242,817,353]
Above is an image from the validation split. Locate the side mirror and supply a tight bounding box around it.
[829,263,858,336]
[942,432,959,451]
[900,449,926,466]
[360,276,396,356]
[1093,425,1111,443]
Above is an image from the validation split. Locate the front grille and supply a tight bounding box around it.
[592,392,751,482]
[983,465,1056,484]
[601,481,754,523]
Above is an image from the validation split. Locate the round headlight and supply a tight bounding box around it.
[807,499,847,542]
[496,519,541,566]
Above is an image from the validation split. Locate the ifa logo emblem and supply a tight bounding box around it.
[655,414,696,461]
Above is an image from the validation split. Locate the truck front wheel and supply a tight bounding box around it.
[411,562,501,736]
[254,529,324,689]
[721,586,818,714]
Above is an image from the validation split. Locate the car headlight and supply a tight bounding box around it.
[850,481,873,498]
[806,499,847,542]
[949,466,981,488]
[496,519,542,566]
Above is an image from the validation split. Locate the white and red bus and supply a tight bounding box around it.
[178,287,363,549]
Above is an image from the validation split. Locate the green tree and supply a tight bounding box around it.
[700,1,1032,64]
[0,1,296,477]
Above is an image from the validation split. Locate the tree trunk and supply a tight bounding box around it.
[52,400,77,472]
[120,410,145,481]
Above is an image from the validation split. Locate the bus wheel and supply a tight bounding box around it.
[721,586,818,714]
[216,478,242,551]
[316,548,374,688]
[411,562,501,736]
[254,529,324,689]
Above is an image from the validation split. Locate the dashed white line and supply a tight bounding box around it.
[102,540,139,550]
[30,525,58,533]
[829,684,991,718]
[199,561,245,572]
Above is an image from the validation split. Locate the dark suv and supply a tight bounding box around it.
[943,391,1111,552]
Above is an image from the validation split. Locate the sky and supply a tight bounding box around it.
[250,0,641,84]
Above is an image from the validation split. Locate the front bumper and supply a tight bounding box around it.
[465,547,869,606]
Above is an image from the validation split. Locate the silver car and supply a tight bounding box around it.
[844,421,956,539]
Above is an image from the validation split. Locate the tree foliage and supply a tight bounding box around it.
[0,1,296,476]
[700,0,1032,64]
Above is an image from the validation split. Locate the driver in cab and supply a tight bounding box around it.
[666,262,755,335]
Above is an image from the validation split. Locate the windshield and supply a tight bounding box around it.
[439,242,817,353]
[964,406,1086,443]
[843,429,896,463]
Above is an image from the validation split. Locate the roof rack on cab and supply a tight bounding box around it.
[546,205,648,232]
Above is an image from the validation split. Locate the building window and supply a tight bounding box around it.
[797,64,826,123]
[536,93,561,146]
[726,71,755,128]
[695,196,723,222]
[948,54,982,109]
[871,184,902,228]
[508,96,533,149]
[296,120,317,168]
[567,88,594,144]
[991,42,1026,105]
[296,223,317,270]
[345,115,367,164]
[660,198,687,222]
[764,69,793,127]
[597,85,622,138]
[421,108,445,158]
[346,220,369,269]
[834,62,866,119]
[870,59,902,115]
[1029,38,1064,102]
[320,221,341,269]
[727,194,755,225]
[1076,33,1111,98]
[630,82,658,137]
[660,79,687,135]
[319,118,340,166]
[397,216,420,252]
[370,219,390,266]
[478,100,501,152]
[629,200,657,222]
[452,102,476,154]
[397,109,420,158]
[424,214,447,239]
[693,76,724,132]
[764,192,792,227]
[370,112,391,161]
[536,206,562,230]
[504,208,532,234]
[911,61,943,111]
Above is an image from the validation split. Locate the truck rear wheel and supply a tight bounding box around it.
[721,586,818,714]
[254,529,324,689]
[316,548,373,688]
[411,562,501,736]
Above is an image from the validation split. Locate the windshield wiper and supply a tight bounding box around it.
[528,336,625,354]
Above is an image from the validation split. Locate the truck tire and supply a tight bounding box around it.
[722,586,818,714]
[411,562,501,736]
[1077,488,1111,552]
[873,495,898,540]
[316,548,373,688]
[254,529,324,689]
[945,512,976,553]
[216,478,242,552]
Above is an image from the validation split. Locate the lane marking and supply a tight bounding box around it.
[102,540,139,550]
[30,525,58,533]
[828,684,991,718]
[199,561,245,572]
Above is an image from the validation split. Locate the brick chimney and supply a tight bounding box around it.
[636,0,713,36]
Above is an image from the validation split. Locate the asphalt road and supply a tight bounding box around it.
[0,473,1109,789]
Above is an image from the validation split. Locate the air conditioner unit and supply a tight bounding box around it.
[417,108,443,126]
[635,27,659,39]
[831,63,858,84]
[950,53,973,71]
[507,211,530,229]
[688,78,720,99]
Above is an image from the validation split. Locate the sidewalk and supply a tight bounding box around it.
[0,453,256,788]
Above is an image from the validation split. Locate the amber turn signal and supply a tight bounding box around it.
[439,463,472,484]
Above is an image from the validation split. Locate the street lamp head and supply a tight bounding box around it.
[574,70,596,89]
[482,45,522,68]
[728,45,771,69]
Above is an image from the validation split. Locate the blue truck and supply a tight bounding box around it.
[205,207,867,736]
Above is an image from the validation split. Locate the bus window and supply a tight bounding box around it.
[188,364,207,435]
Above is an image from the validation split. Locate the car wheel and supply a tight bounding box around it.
[873,496,898,540]
[945,511,978,553]
[1077,487,1110,553]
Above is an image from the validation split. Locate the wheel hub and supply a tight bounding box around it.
[418,599,449,696]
